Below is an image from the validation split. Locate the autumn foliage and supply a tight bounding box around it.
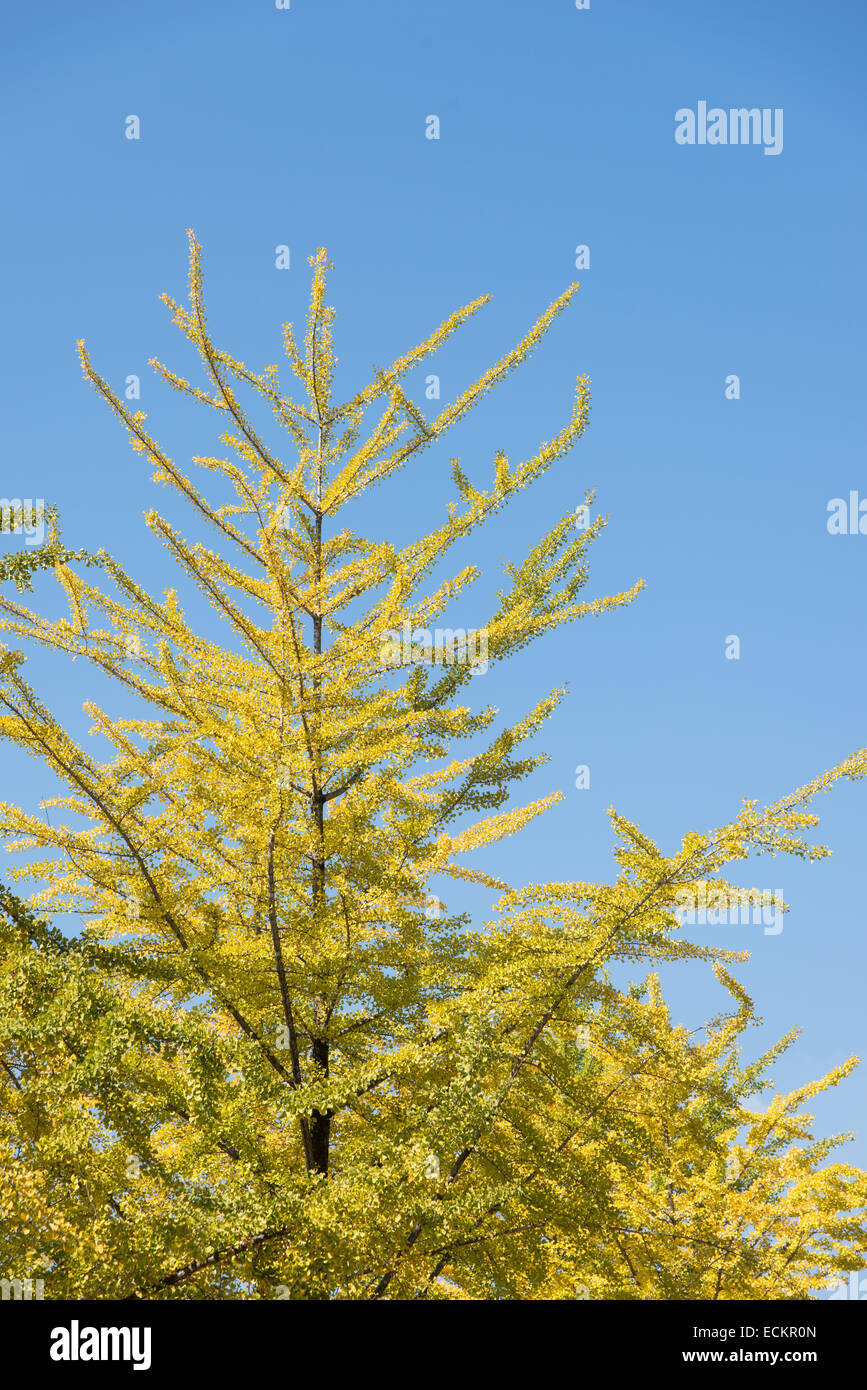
[0,238,864,1299]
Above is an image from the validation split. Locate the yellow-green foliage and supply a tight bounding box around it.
[0,238,864,1299]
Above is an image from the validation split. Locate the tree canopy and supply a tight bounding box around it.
[1,237,864,1299]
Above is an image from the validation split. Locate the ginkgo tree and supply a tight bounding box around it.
[0,236,864,1300]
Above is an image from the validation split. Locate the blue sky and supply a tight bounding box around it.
[1,0,866,1181]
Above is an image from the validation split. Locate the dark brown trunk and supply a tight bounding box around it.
[309,1034,330,1176]
[309,507,330,1176]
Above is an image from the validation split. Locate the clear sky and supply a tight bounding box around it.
[1,0,866,1179]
